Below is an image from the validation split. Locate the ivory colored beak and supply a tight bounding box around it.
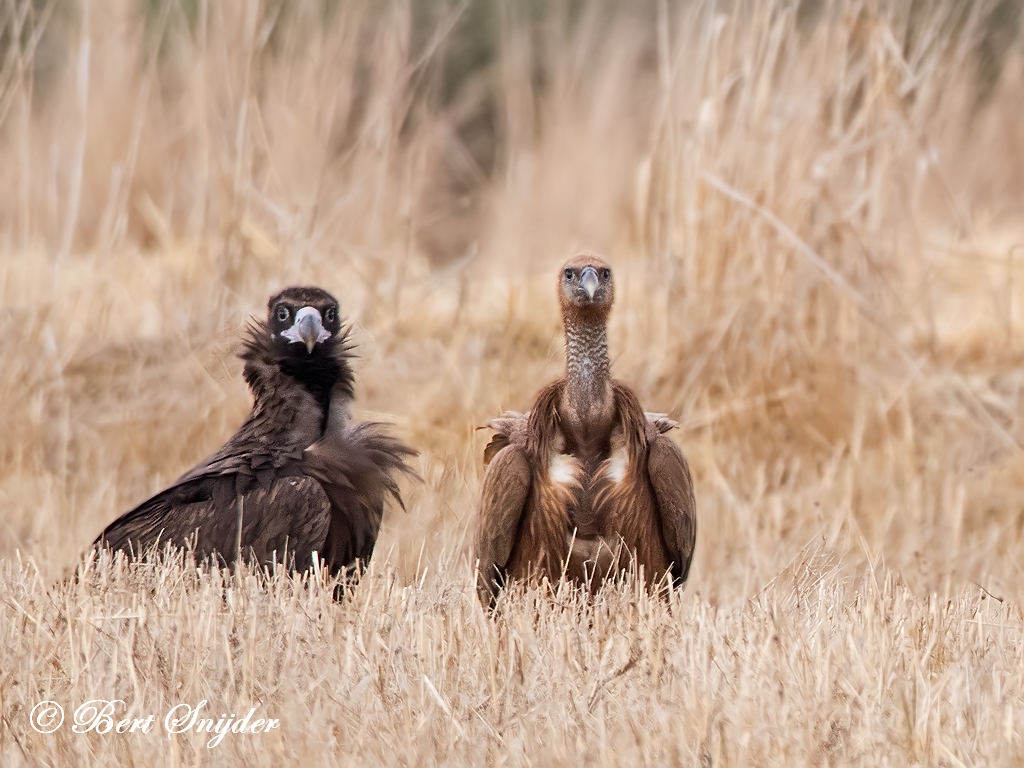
[282,306,330,353]
[296,314,320,353]
[581,266,599,300]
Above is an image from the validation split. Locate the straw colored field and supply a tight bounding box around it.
[2,0,1024,764]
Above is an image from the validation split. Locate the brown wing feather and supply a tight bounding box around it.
[474,444,532,604]
[482,434,509,466]
[526,382,564,459]
[480,411,528,466]
[96,474,333,572]
[646,433,697,586]
[303,420,419,573]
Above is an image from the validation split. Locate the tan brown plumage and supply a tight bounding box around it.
[475,254,696,604]
[93,286,417,580]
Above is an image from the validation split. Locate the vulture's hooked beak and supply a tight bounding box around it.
[283,306,331,353]
[580,266,599,300]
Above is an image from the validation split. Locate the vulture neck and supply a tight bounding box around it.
[563,314,612,421]
[278,353,350,413]
[242,325,355,422]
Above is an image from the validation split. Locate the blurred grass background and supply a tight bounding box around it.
[0,0,1023,604]
[3,1,1024,764]
[6,0,1024,606]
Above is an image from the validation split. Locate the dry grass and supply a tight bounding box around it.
[2,0,1024,764]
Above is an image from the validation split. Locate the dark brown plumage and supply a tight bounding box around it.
[475,254,696,604]
[93,286,417,579]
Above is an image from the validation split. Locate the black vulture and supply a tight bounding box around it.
[94,286,417,580]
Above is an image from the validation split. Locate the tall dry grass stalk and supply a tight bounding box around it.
[2,0,1024,763]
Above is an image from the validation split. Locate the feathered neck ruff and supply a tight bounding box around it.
[240,321,356,413]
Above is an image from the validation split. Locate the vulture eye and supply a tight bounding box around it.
[602,268,611,280]
[325,306,336,323]
[564,268,574,281]
[276,306,290,322]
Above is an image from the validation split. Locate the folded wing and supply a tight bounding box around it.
[646,433,697,587]
[474,443,532,605]
[96,473,333,571]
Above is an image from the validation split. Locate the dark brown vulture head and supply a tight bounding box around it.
[267,286,343,356]
[245,285,353,407]
[559,252,614,326]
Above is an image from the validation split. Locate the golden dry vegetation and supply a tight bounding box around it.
[2,0,1024,764]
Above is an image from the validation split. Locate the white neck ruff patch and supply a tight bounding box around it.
[549,453,579,486]
[605,446,628,484]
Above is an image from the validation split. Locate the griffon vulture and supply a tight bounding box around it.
[93,286,417,579]
[475,254,696,604]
